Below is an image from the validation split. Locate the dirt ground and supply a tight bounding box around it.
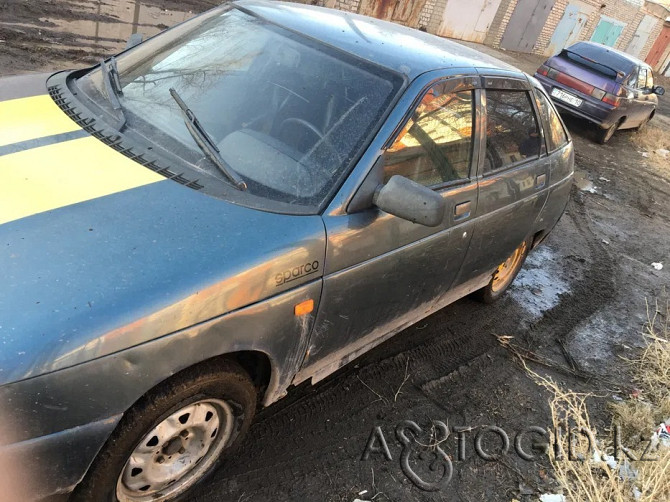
[2,2,669,501]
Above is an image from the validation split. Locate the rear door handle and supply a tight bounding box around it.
[454,201,471,220]
[536,174,547,189]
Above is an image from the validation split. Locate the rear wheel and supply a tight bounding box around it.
[596,119,622,144]
[635,111,653,132]
[474,238,530,304]
[72,360,256,502]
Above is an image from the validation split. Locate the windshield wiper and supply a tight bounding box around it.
[99,57,127,130]
[169,88,247,191]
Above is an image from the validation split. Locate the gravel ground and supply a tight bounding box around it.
[2,2,669,501]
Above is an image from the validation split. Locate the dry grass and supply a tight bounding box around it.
[632,124,670,172]
[609,399,670,447]
[632,301,670,405]
[526,302,670,501]
[609,302,670,448]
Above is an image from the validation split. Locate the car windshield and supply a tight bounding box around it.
[561,43,634,78]
[76,6,402,212]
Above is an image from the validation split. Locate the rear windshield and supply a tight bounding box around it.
[561,43,634,78]
[76,6,403,213]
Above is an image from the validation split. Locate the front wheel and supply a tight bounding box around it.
[72,360,256,502]
[474,238,530,304]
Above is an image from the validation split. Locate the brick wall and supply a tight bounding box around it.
[483,0,519,47]
[419,0,438,29]
[481,0,667,59]
[333,0,361,12]
[297,0,669,62]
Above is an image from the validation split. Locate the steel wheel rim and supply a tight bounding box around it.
[491,241,526,293]
[116,398,234,502]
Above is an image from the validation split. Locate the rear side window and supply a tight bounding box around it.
[533,89,569,152]
[484,90,540,172]
[384,85,474,186]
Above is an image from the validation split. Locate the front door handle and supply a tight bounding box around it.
[536,174,547,189]
[454,201,471,220]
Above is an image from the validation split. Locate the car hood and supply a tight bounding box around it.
[0,89,326,385]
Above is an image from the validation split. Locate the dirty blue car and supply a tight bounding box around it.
[0,1,574,500]
[535,41,665,143]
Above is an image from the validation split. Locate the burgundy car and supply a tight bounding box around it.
[535,41,665,143]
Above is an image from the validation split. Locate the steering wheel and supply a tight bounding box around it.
[280,118,324,141]
[279,117,343,165]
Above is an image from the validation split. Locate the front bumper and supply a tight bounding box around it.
[0,415,121,500]
[534,74,617,129]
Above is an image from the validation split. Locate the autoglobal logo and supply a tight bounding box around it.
[275,260,320,287]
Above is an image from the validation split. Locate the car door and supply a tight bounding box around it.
[633,67,657,125]
[455,73,550,285]
[295,75,482,383]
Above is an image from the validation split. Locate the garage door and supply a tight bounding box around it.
[436,0,504,43]
[627,15,657,58]
[545,2,595,56]
[500,0,553,53]
[590,16,626,47]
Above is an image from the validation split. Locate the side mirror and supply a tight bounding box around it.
[373,175,445,227]
[125,33,144,50]
[653,86,665,96]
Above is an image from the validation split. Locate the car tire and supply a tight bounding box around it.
[473,237,531,304]
[635,111,653,132]
[71,359,256,502]
[596,119,622,144]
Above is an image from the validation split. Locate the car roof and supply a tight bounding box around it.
[234,0,521,80]
[567,41,650,70]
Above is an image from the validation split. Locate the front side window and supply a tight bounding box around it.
[383,85,474,187]
[637,68,648,89]
[484,90,540,173]
[533,88,569,152]
[76,7,403,212]
[646,70,654,89]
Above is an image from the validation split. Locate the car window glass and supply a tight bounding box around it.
[533,89,568,152]
[76,8,403,212]
[637,68,647,89]
[484,90,540,173]
[647,70,654,89]
[563,42,634,77]
[383,86,474,187]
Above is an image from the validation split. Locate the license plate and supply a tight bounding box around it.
[551,88,583,107]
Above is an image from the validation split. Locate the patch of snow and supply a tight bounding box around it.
[574,171,597,193]
[539,495,566,502]
[510,246,570,318]
[652,262,663,270]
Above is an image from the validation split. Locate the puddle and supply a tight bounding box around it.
[574,170,597,193]
[510,246,571,319]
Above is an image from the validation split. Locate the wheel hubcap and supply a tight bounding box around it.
[116,399,234,502]
[491,241,527,293]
